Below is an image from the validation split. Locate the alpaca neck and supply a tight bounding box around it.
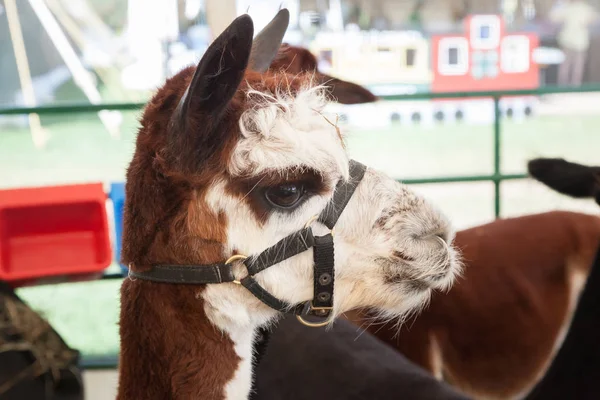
[117,281,264,400]
[222,325,257,400]
[200,282,279,399]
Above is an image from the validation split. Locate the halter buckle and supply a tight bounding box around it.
[226,254,249,285]
[295,302,334,328]
[308,305,333,317]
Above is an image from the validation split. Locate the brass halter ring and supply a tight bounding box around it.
[296,307,334,328]
[226,254,248,285]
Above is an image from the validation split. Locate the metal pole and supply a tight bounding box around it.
[4,0,49,149]
[27,0,123,138]
[44,0,117,97]
[493,96,501,218]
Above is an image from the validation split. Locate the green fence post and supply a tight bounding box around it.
[493,96,501,218]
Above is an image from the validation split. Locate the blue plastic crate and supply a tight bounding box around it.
[109,182,128,275]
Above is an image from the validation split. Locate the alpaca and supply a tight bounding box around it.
[117,10,460,400]
[340,157,600,399]
[525,158,600,400]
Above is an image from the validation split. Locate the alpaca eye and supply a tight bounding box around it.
[265,183,305,208]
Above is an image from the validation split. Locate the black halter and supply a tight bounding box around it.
[129,160,367,327]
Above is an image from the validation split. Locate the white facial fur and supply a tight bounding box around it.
[201,82,462,335]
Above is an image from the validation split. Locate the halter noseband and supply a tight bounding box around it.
[128,160,367,327]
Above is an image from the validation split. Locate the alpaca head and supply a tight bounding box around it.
[121,11,461,332]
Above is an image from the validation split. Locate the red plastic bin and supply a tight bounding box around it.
[0,183,111,285]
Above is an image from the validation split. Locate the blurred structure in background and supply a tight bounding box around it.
[4,0,600,100]
[1,0,600,145]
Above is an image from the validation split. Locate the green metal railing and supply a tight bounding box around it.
[3,84,600,369]
[4,84,600,217]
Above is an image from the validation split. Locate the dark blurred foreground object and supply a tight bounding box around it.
[525,240,600,399]
[525,157,600,399]
[0,281,83,400]
[251,314,470,400]
[528,157,600,204]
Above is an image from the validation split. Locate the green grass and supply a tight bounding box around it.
[7,112,600,358]
[18,279,122,356]
[346,115,600,178]
[0,112,140,189]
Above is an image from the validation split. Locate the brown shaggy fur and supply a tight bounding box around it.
[347,210,600,399]
[117,67,238,400]
[117,50,329,398]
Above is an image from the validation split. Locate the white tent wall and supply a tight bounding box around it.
[1,0,124,146]
[0,0,70,107]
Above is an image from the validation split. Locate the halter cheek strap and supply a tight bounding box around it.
[128,160,367,326]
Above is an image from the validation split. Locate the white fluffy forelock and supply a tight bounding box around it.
[229,82,349,180]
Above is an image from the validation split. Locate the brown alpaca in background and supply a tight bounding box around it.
[346,158,600,399]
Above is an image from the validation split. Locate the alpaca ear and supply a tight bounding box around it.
[269,44,377,104]
[169,14,253,171]
[317,75,378,104]
[174,14,254,130]
[298,46,377,104]
[527,158,600,199]
[248,9,290,72]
